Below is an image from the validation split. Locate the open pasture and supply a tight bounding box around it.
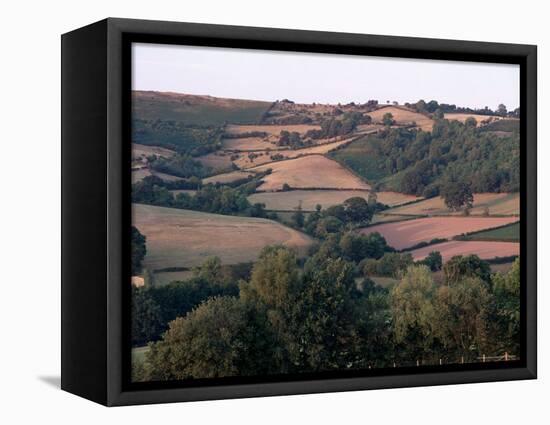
[225,123,320,137]
[367,106,434,131]
[252,155,371,192]
[384,193,519,217]
[234,138,356,169]
[132,143,175,159]
[222,137,282,151]
[409,240,519,262]
[248,190,419,211]
[196,151,235,172]
[132,204,313,271]
[132,168,184,184]
[202,170,256,185]
[359,216,519,250]
[133,91,271,126]
[444,113,508,126]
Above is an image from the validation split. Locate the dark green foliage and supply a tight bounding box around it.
[486,259,520,354]
[291,205,305,228]
[150,153,210,179]
[340,232,390,263]
[147,297,276,380]
[133,93,270,126]
[304,112,363,139]
[343,197,374,224]
[382,112,395,126]
[303,197,377,238]
[131,258,240,345]
[278,131,309,149]
[443,255,492,285]
[419,251,443,271]
[133,119,223,156]
[440,180,474,211]
[361,252,414,278]
[480,119,519,133]
[132,287,162,346]
[139,247,521,378]
[132,176,252,216]
[331,119,519,195]
[131,226,146,275]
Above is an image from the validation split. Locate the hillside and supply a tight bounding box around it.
[132,91,272,125]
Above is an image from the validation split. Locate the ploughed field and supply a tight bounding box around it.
[248,190,420,212]
[410,240,519,262]
[132,204,314,272]
[382,193,519,217]
[359,216,519,250]
[251,155,371,192]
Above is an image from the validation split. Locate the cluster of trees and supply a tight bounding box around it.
[133,119,224,156]
[341,119,519,196]
[404,99,520,119]
[148,154,210,179]
[133,175,279,219]
[132,257,247,346]
[132,247,520,381]
[305,112,370,140]
[277,130,309,149]
[132,175,271,217]
[291,197,387,238]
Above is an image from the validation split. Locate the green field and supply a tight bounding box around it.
[133,91,271,126]
[462,222,520,242]
[329,135,390,183]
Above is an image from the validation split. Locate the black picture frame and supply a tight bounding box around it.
[61,17,537,406]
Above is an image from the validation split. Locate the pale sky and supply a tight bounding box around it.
[132,42,520,110]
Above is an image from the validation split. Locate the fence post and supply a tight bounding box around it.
[505,352,508,361]
[461,356,464,364]
[439,358,442,366]
[482,354,486,363]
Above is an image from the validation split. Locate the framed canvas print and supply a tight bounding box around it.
[61,18,537,406]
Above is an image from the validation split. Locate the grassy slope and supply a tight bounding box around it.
[462,222,520,242]
[133,91,271,126]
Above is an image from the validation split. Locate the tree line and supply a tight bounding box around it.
[132,246,520,381]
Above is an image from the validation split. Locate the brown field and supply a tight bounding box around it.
[234,138,356,169]
[132,143,176,159]
[202,170,256,185]
[410,240,519,261]
[252,155,371,192]
[132,169,184,183]
[248,190,419,211]
[225,124,320,136]
[384,193,519,217]
[359,216,519,250]
[443,113,508,125]
[196,152,234,172]
[222,137,282,151]
[133,204,313,270]
[367,106,434,131]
